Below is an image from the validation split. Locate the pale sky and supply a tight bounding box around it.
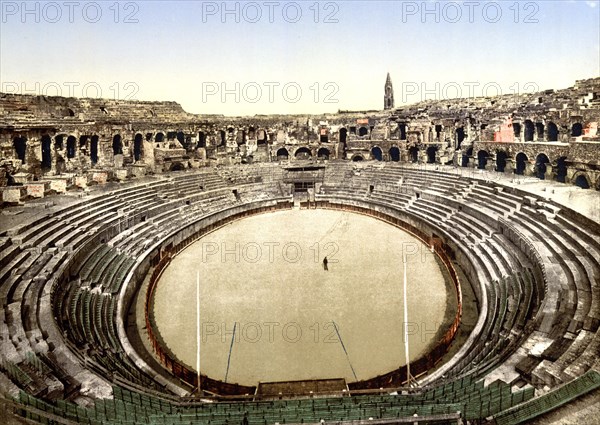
[1,0,599,116]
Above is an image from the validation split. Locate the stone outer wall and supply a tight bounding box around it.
[1,78,599,196]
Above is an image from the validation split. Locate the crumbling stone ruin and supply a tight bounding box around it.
[1,77,598,203]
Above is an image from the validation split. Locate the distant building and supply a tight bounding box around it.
[384,73,394,110]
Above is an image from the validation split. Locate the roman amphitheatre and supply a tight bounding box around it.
[0,76,600,425]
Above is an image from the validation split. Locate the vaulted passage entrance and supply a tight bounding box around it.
[515,153,528,175]
[371,146,383,161]
[535,154,550,180]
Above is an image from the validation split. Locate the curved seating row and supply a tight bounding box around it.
[0,162,599,424]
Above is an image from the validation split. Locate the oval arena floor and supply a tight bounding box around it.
[1,161,600,425]
[151,209,453,385]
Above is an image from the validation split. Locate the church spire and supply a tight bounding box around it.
[384,73,394,110]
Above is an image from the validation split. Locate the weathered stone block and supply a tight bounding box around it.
[12,172,32,184]
[26,181,51,198]
[115,169,129,181]
[1,187,25,203]
[49,178,69,193]
[92,172,108,184]
[74,175,88,188]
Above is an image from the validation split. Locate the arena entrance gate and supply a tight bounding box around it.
[283,165,325,193]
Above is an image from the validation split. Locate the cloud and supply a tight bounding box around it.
[586,1,598,8]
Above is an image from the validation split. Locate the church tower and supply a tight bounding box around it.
[384,73,394,110]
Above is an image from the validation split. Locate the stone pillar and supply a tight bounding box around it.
[504,159,514,175]
[525,162,535,177]
[544,165,554,181]
[453,151,460,167]
[470,156,477,169]
[401,149,408,163]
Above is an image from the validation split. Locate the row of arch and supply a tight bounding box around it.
[13,135,101,168]
[11,133,596,190]
[471,149,593,189]
[276,147,332,160]
[393,120,585,145]
[10,119,589,167]
[195,121,584,145]
[511,120,579,142]
[273,146,403,162]
[13,133,161,169]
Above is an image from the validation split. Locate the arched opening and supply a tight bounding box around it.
[55,134,64,150]
[276,148,289,161]
[317,147,330,160]
[456,127,465,148]
[389,146,400,162]
[547,122,558,141]
[571,123,583,137]
[220,130,226,146]
[574,174,590,189]
[112,135,123,155]
[426,146,437,164]
[198,131,206,148]
[177,131,185,146]
[513,122,522,139]
[462,147,473,167]
[41,135,52,170]
[257,129,267,145]
[134,133,143,161]
[67,108,75,117]
[79,135,88,148]
[399,124,407,140]
[535,153,550,179]
[66,135,77,158]
[524,120,534,142]
[435,125,443,141]
[555,157,568,183]
[13,137,27,163]
[352,155,364,162]
[91,136,99,164]
[248,127,256,140]
[155,132,165,143]
[358,126,368,137]
[496,151,507,172]
[477,150,489,169]
[408,146,419,163]
[370,146,383,161]
[515,152,528,175]
[536,123,545,141]
[339,128,347,145]
[170,162,185,172]
[295,147,312,160]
